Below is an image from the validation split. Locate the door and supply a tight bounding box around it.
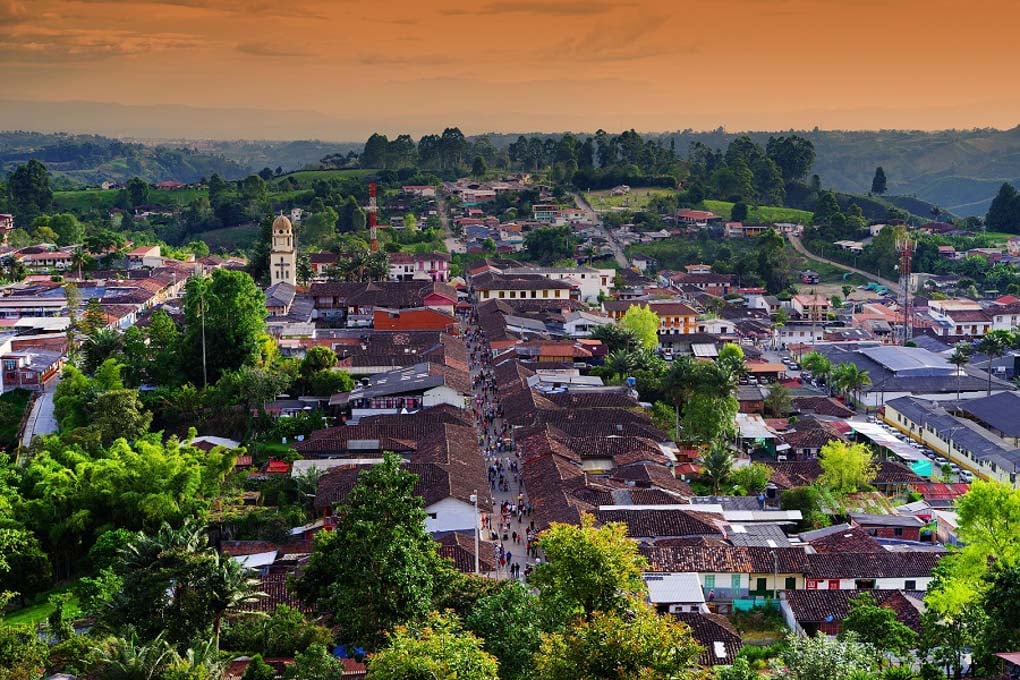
[756,577,768,594]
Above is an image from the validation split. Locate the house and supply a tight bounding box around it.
[781,589,923,637]
[402,185,437,198]
[849,512,925,542]
[310,281,457,325]
[563,311,613,338]
[1,349,64,391]
[339,362,471,418]
[737,385,765,414]
[499,265,614,303]
[641,544,811,604]
[313,439,490,533]
[388,252,451,282]
[926,299,992,338]
[724,222,769,238]
[790,294,831,319]
[0,214,13,232]
[532,204,560,223]
[126,245,162,268]
[676,209,721,227]
[673,613,743,666]
[803,551,942,591]
[643,572,708,613]
[308,251,337,276]
[603,300,698,334]
[471,272,573,302]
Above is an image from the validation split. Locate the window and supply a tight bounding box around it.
[828,580,840,590]
[905,580,916,590]
[785,577,797,590]
[894,527,903,537]
[731,574,741,590]
[703,575,715,589]
[756,577,767,593]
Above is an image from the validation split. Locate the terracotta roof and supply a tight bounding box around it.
[641,545,811,574]
[237,572,311,614]
[595,509,724,539]
[673,613,743,666]
[805,551,942,579]
[792,396,855,418]
[784,589,923,632]
[434,531,497,573]
[803,525,884,554]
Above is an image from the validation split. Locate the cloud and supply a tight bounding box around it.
[69,0,328,19]
[357,53,460,66]
[0,0,28,23]
[236,42,312,57]
[0,27,202,62]
[442,0,630,16]
[547,15,689,63]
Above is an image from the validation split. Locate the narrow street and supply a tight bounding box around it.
[462,307,538,581]
[573,192,629,268]
[436,193,465,255]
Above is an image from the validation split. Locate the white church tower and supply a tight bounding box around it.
[270,214,296,287]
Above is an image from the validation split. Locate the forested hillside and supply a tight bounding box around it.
[483,127,1020,217]
[0,132,248,186]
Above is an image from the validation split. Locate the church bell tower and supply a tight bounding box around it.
[269,215,296,287]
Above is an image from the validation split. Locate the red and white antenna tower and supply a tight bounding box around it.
[368,181,379,253]
[896,234,915,344]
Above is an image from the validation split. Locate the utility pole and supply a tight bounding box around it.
[897,236,914,345]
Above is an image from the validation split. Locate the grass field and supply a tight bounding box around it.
[701,200,814,225]
[3,583,80,626]
[274,168,376,190]
[585,188,672,212]
[984,231,1019,244]
[198,224,261,252]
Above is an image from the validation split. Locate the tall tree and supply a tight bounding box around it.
[7,160,53,226]
[985,182,1020,234]
[766,135,816,182]
[948,343,972,401]
[618,304,660,350]
[126,177,150,207]
[842,593,916,662]
[465,583,542,680]
[871,166,888,195]
[530,513,646,623]
[295,452,454,648]
[181,269,268,385]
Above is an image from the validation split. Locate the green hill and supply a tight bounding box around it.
[0,131,248,186]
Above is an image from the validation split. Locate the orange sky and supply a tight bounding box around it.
[3,0,1020,139]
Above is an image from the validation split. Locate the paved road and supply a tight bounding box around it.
[20,388,57,452]
[573,192,629,269]
[787,234,903,296]
[436,193,465,255]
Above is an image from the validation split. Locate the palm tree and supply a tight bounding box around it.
[99,633,175,680]
[800,351,834,394]
[831,362,870,405]
[605,350,638,384]
[977,330,1014,396]
[700,440,735,495]
[207,551,265,650]
[948,343,972,401]
[81,327,123,374]
[71,246,90,281]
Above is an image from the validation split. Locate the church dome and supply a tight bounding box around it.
[273,215,292,231]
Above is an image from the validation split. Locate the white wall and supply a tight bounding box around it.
[423,386,468,409]
[426,497,477,533]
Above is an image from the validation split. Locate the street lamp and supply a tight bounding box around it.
[470,490,480,575]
